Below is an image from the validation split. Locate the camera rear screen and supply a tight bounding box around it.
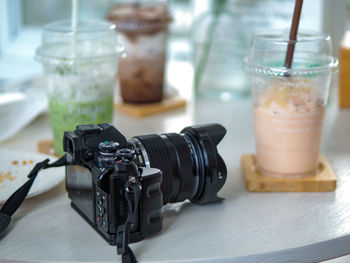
[66,165,94,222]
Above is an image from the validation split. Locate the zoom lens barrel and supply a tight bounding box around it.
[130,124,227,205]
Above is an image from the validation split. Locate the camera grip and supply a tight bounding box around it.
[139,167,163,237]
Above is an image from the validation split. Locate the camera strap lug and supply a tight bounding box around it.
[116,176,142,263]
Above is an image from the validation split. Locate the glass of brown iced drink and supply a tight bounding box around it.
[244,31,338,178]
[106,2,171,103]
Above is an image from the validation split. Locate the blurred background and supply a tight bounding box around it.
[0,0,347,99]
[1,3,350,262]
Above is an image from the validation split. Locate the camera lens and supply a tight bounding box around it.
[130,124,227,205]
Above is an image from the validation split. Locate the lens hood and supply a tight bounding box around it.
[181,124,227,204]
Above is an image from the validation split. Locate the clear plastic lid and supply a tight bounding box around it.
[35,20,123,64]
[243,30,338,76]
[106,2,171,34]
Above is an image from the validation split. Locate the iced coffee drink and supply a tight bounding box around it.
[245,31,338,178]
[106,3,171,103]
[252,77,327,177]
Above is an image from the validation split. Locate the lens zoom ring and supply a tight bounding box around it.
[135,135,174,204]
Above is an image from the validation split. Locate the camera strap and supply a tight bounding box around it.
[0,155,139,263]
[116,177,142,263]
[0,155,67,238]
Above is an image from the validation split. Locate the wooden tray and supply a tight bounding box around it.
[241,154,336,192]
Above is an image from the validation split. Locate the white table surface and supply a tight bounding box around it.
[1,94,350,263]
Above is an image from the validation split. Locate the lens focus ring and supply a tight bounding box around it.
[162,134,194,202]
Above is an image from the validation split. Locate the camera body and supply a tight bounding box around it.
[0,121,227,262]
[63,124,163,245]
[63,122,227,251]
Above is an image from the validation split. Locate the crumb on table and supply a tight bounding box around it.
[4,172,16,181]
[0,171,17,184]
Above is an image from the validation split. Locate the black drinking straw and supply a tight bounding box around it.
[284,0,304,69]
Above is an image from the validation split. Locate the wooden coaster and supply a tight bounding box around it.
[340,31,350,108]
[241,154,336,192]
[37,139,58,157]
[114,96,186,118]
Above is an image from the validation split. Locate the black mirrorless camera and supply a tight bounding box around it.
[63,123,227,256]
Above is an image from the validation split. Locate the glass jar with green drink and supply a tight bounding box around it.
[35,20,122,156]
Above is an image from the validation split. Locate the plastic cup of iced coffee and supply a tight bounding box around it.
[35,20,122,156]
[106,2,171,103]
[244,31,338,178]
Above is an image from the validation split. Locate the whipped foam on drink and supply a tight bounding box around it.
[253,78,327,177]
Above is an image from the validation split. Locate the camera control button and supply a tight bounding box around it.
[102,220,107,227]
[98,205,105,214]
[96,215,102,225]
[99,141,119,153]
[77,124,103,134]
